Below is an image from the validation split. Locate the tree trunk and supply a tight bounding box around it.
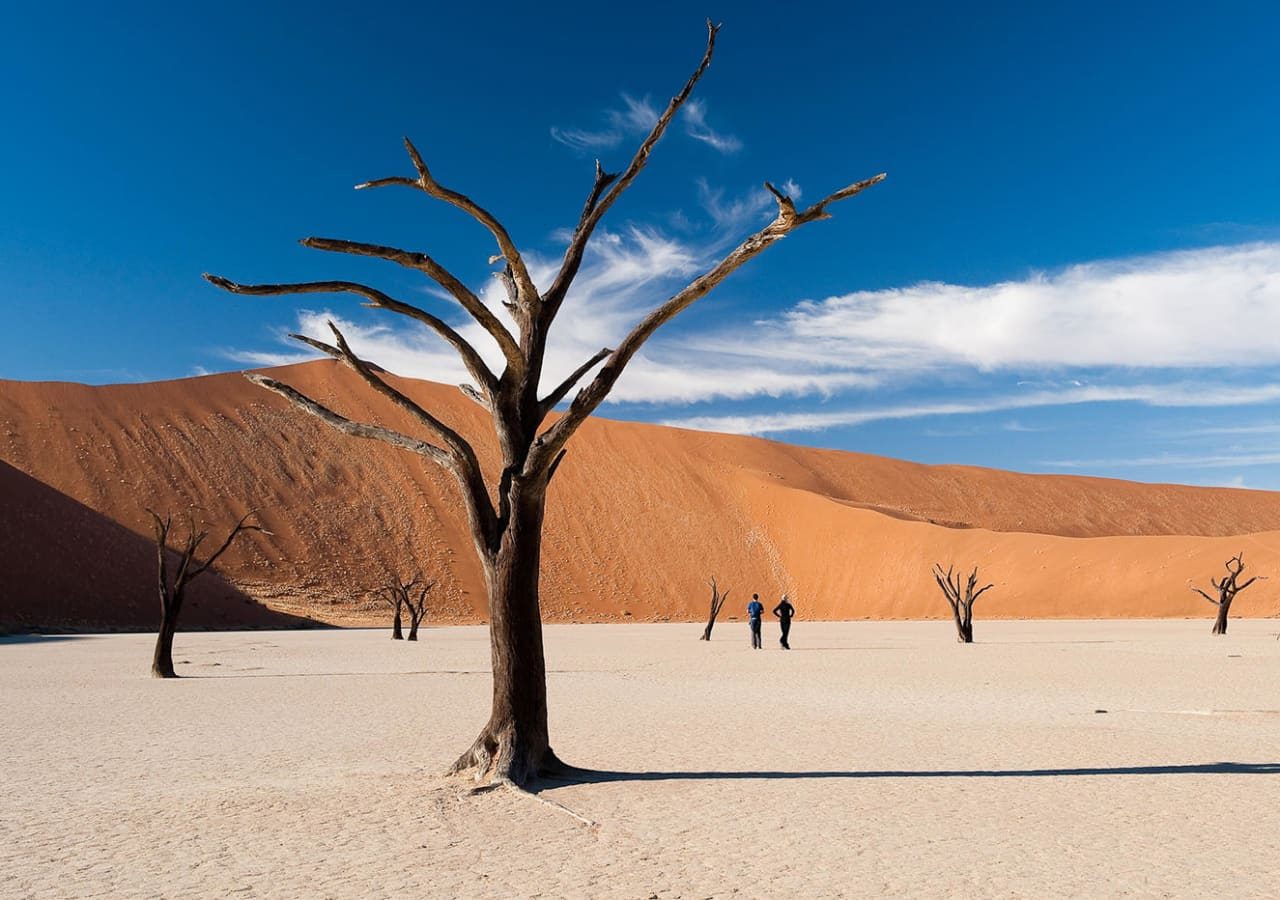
[948,604,967,643]
[407,616,420,641]
[700,622,713,641]
[450,481,560,784]
[392,604,404,640]
[151,593,181,678]
[1212,599,1230,635]
[958,621,973,643]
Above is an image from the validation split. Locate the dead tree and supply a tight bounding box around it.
[378,575,434,640]
[932,564,993,644]
[205,21,884,786]
[1191,553,1263,635]
[405,578,434,641]
[376,582,405,639]
[700,576,730,641]
[147,510,262,678]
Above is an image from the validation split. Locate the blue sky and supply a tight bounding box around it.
[3,1,1280,488]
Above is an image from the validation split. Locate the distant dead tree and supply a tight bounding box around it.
[205,21,884,786]
[1191,553,1264,635]
[932,563,993,644]
[377,581,406,640]
[380,574,436,641]
[699,576,731,641]
[147,510,262,678]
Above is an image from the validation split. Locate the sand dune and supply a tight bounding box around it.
[2,361,1278,628]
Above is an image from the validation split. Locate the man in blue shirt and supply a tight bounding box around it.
[747,594,765,649]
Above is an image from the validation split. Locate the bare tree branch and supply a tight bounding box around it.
[458,383,493,413]
[189,511,265,579]
[204,274,502,393]
[1191,586,1220,605]
[287,332,342,361]
[529,171,886,472]
[543,20,721,316]
[356,138,539,306]
[171,510,206,591]
[539,347,611,418]
[546,450,568,485]
[298,237,522,370]
[322,321,482,468]
[245,372,452,465]
[245,370,500,549]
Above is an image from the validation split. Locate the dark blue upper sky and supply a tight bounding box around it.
[3,1,1280,486]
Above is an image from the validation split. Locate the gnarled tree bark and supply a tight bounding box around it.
[1191,553,1263,635]
[932,563,993,644]
[148,510,262,678]
[205,20,884,785]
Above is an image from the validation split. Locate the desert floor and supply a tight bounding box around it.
[3,621,1280,898]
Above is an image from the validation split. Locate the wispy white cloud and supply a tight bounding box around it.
[1001,419,1045,433]
[1045,451,1280,470]
[682,98,741,153]
[769,242,1280,373]
[661,381,1280,436]
[229,237,1280,437]
[551,94,741,155]
[550,94,659,152]
[1183,422,1280,436]
[228,215,868,406]
[697,178,799,232]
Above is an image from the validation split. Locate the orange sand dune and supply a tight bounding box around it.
[2,361,1277,628]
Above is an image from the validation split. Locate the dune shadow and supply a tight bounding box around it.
[536,761,1280,790]
[0,461,319,633]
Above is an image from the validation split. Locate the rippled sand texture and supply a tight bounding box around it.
[4,621,1279,897]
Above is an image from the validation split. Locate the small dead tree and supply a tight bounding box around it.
[377,582,405,639]
[379,575,436,640]
[932,563,993,644]
[205,21,884,785]
[1191,553,1263,635]
[699,576,730,641]
[147,510,262,678]
[405,578,434,641]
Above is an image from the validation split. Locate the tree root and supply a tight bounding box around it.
[461,777,596,828]
[449,730,596,827]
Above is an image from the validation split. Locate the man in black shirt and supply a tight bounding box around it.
[773,594,796,649]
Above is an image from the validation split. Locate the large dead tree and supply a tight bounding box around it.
[1191,553,1263,635]
[147,510,262,678]
[699,576,730,641]
[205,21,884,786]
[932,563,993,644]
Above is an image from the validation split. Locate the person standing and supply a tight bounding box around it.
[747,593,765,649]
[773,594,796,649]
